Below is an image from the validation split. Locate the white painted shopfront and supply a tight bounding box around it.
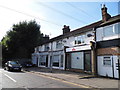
[66,45,92,72]
[97,55,119,78]
[38,51,64,69]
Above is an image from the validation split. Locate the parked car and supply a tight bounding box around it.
[4,61,22,71]
[24,61,33,67]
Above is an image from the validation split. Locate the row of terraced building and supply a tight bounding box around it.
[32,5,120,79]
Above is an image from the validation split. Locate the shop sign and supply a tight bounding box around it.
[66,45,91,52]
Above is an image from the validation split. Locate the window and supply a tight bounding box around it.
[44,44,49,51]
[75,35,85,45]
[56,41,62,49]
[103,56,111,66]
[115,23,120,34]
[103,23,120,37]
[53,55,59,67]
[104,26,114,37]
[60,55,63,67]
[35,47,39,52]
[39,56,46,66]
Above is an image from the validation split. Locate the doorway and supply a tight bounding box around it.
[84,51,91,72]
[46,55,48,67]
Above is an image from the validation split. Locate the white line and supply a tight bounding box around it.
[4,74,17,82]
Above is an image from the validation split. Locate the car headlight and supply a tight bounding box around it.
[9,64,12,67]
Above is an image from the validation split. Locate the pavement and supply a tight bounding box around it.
[23,67,119,89]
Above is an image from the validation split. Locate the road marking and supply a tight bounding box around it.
[28,72,91,88]
[4,74,17,82]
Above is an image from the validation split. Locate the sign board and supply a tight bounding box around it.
[66,45,91,52]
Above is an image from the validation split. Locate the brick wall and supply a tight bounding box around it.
[97,47,119,56]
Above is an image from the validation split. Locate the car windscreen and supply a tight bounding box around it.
[10,61,19,65]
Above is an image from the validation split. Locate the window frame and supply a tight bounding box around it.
[39,55,46,66]
[103,56,112,66]
[75,34,85,45]
[103,23,120,37]
[56,40,62,49]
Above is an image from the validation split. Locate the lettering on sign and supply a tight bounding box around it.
[72,48,76,51]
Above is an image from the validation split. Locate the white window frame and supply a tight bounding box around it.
[103,23,120,37]
[39,55,46,67]
[103,56,112,66]
[75,35,85,45]
[56,41,62,49]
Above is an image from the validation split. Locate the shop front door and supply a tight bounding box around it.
[84,51,91,72]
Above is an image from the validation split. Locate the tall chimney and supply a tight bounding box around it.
[62,25,70,34]
[101,4,111,22]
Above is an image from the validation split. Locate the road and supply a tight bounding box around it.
[0,68,91,89]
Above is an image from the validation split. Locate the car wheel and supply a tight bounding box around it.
[19,69,21,72]
[6,67,10,71]
[4,67,6,70]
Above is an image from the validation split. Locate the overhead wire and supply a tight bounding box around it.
[0,5,63,27]
[65,2,97,20]
[38,2,87,24]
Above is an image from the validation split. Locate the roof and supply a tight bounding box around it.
[98,14,120,27]
[43,20,102,44]
[41,14,120,45]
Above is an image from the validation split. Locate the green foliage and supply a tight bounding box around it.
[1,20,49,60]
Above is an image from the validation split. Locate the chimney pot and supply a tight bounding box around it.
[101,4,111,22]
[62,25,70,34]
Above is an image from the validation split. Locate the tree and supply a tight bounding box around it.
[1,20,49,60]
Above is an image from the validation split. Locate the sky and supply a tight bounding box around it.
[0,0,119,41]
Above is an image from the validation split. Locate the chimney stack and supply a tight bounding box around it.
[62,25,70,34]
[101,4,111,22]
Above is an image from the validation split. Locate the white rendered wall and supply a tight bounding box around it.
[97,56,118,78]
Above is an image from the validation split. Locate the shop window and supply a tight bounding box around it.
[53,55,59,67]
[39,56,46,66]
[103,56,111,66]
[75,35,85,45]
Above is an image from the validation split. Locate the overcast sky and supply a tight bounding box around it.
[0,0,119,41]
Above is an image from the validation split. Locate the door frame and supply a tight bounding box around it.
[84,51,91,72]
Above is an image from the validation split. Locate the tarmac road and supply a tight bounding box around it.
[0,68,92,89]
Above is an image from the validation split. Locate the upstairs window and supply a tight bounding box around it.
[56,41,62,49]
[115,23,120,34]
[103,23,120,37]
[35,47,39,52]
[44,44,49,51]
[75,35,85,45]
[104,26,114,37]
